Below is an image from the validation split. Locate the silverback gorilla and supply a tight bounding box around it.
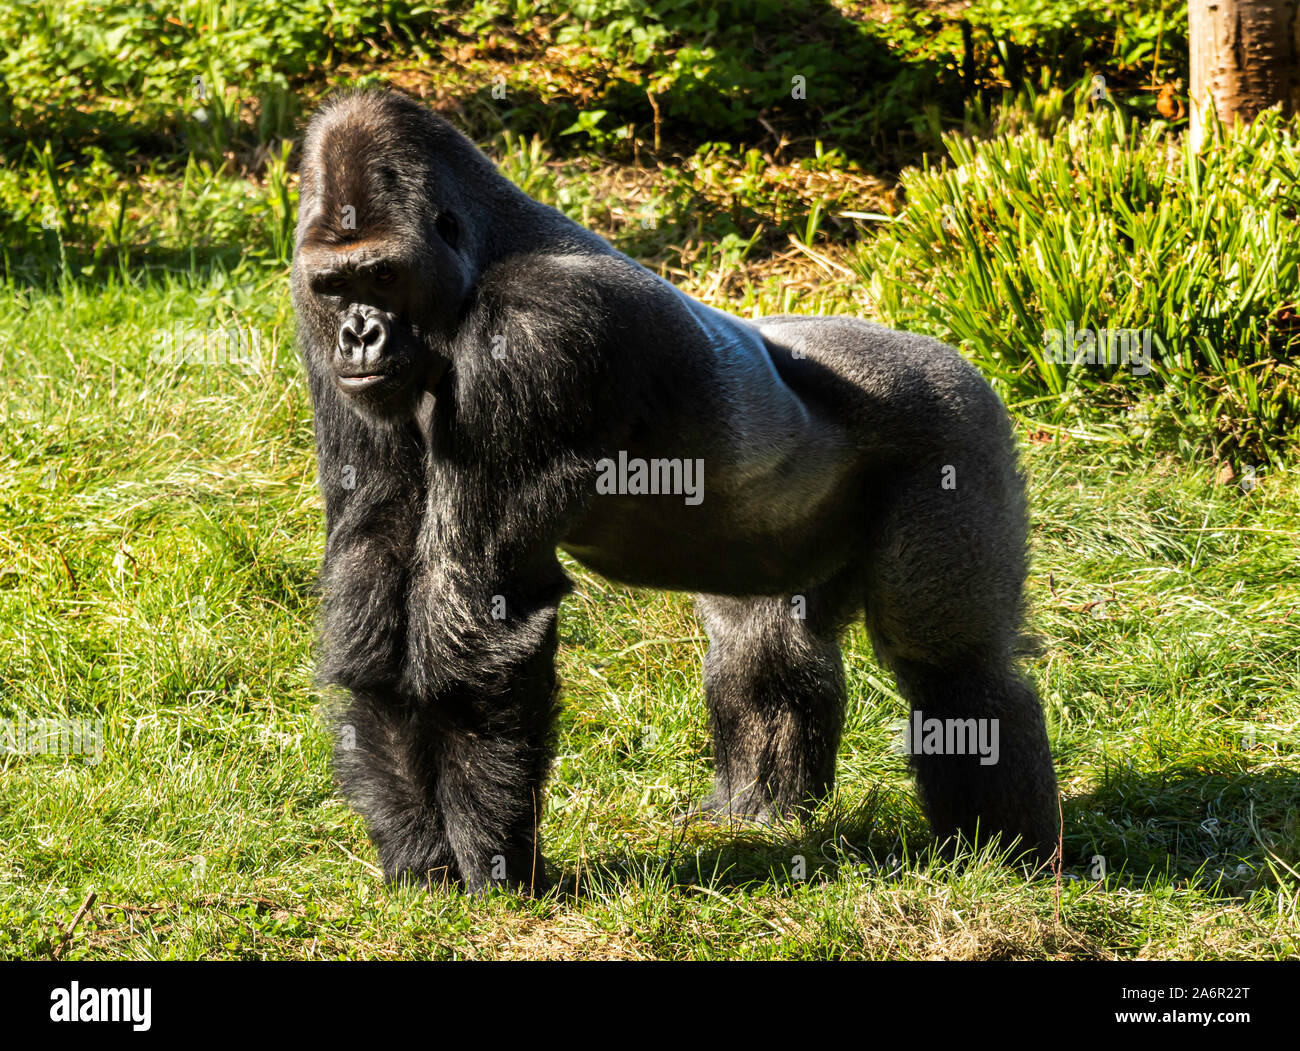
[291,89,1059,893]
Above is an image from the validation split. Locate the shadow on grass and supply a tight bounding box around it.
[552,788,932,899]
[1066,765,1300,893]
[547,764,1299,900]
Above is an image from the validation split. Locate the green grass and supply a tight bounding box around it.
[1,263,1297,960]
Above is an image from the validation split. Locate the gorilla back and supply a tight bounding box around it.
[292,88,1059,893]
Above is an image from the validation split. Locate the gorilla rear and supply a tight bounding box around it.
[292,88,1059,893]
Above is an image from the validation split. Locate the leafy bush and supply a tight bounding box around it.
[0,0,440,161]
[538,0,1184,152]
[860,89,1300,460]
[0,0,1188,169]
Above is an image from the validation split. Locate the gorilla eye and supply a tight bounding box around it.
[323,275,347,292]
[436,211,460,249]
[374,264,397,284]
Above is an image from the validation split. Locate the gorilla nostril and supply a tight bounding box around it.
[360,318,386,351]
[338,315,366,355]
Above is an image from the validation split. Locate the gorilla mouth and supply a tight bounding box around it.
[337,373,390,392]
[335,359,414,396]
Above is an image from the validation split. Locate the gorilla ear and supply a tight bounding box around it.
[435,211,460,250]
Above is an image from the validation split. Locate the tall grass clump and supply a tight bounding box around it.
[859,97,1300,462]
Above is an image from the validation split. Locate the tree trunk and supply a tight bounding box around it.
[1189,0,1300,150]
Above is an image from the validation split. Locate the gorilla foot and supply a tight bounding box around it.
[921,776,1061,872]
[459,854,552,897]
[676,788,798,830]
[385,862,462,892]
[929,826,1061,876]
[383,849,551,896]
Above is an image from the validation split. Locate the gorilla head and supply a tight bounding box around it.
[291,92,490,422]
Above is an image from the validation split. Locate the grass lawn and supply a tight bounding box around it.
[1,263,1296,960]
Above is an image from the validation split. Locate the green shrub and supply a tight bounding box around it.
[859,91,1300,461]
[0,0,1187,168]
[0,0,439,160]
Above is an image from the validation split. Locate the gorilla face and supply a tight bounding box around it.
[296,235,452,421]
[292,96,476,424]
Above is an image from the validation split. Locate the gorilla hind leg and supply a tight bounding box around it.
[887,657,1058,862]
[865,457,1059,863]
[693,580,857,824]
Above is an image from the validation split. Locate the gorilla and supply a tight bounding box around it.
[291,88,1059,893]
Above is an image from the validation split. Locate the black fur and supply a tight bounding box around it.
[291,88,1059,893]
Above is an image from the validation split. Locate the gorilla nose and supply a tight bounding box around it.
[336,313,389,371]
